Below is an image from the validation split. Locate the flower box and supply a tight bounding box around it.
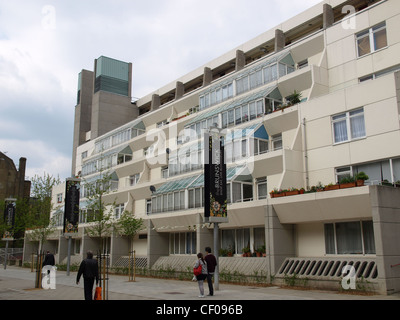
[324,184,340,191]
[285,190,300,196]
[339,182,356,189]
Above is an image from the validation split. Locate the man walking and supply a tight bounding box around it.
[76,251,99,300]
[204,247,217,296]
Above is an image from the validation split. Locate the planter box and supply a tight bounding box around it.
[324,185,340,191]
[356,180,365,187]
[339,182,356,189]
[285,190,300,196]
[273,192,286,197]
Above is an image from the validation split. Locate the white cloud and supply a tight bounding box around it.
[0,139,71,180]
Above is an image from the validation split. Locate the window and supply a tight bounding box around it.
[114,204,124,219]
[129,173,140,187]
[332,108,366,143]
[335,166,352,183]
[356,22,387,57]
[146,199,152,215]
[257,177,268,199]
[161,166,169,179]
[271,134,282,150]
[324,221,375,255]
[57,193,63,203]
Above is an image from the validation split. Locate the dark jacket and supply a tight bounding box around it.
[76,258,99,283]
[204,254,217,273]
[43,253,55,266]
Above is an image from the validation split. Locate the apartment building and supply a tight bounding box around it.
[24,0,400,294]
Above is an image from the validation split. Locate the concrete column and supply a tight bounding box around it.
[203,67,213,87]
[323,4,334,29]
[151,94,161,111]
[82,233,100,256]
[57,236,69,265]
[274,29,285,53]
[175,81,185,100]
[110,232,129,267]
[369,186,400,295]
[196,214,213,253]
[147,220,169,268]
[235,50,246,71]
[265,205,295,276]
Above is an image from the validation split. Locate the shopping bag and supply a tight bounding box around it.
[94,286,102,300]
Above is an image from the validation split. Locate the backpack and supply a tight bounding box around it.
[193,263,202,276]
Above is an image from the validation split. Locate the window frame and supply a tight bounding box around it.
[332,107,366,145]
[356,22,387,58]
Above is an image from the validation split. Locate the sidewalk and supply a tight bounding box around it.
[0,266,399,301]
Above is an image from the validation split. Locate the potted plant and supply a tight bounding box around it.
[219,248,228,257]
[381,179,393,187]
[242,247,251,257]
[270,188,285,198]
[256,245,266,257]
[227,246,234,257]
[339,176,356,189]
[316,182,325,192]
[355,172,369,186]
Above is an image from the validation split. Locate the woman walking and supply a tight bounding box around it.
[194,253,208,298]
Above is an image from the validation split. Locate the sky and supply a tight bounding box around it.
[0,0,321,181]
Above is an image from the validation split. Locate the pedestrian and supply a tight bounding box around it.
[42,251,55,267]
[194,253,208,298]
[204,246,217,296]
[76,251,99,300]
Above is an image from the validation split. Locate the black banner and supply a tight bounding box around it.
[204,130,228,222]
[3,200,16,238]
[64,178,80,234]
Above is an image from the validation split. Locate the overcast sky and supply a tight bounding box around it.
[0,0,321,181]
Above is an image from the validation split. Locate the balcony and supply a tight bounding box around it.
[271,185,372,224]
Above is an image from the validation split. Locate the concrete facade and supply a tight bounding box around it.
[23,0,400,295]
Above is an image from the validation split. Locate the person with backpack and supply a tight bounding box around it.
[193,252,208,298]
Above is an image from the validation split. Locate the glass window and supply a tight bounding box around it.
[332,113,348,143]
[228,109,235,126]
[324,224,335,254]
[243,184,253,202]
[350,109,366,140]
[332,108,365,143]
[189,189,194,208]
[249,102,256,120]
[373,23,387,51]
[357,29,371,57]
[357,22,387,57]
[272,134,282,150]
[257,177,267,200]
[222,112,228,128]
[242,105,249,122]
[362,221,376,254]
[324,221,375,255]
[259,140,269,154]
[235,107,242,125]
[232,182,242,203]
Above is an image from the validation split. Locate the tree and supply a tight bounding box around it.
[25,173,61,252]
[117,210,144,252]
[83,170,117,254]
